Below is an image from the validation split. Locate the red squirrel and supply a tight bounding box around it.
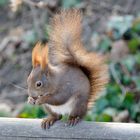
[27,9,109,129]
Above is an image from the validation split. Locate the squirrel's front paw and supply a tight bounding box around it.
[35,98,42,105]
[27,96,36,105]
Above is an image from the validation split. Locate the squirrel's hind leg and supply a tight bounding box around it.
[67,94,88,126]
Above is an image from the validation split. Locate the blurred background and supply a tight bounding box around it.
[0,0,140,123]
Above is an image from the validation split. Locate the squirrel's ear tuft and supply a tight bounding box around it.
[32,42,49,70]
[32,42,42,68]
[41,45,49,71]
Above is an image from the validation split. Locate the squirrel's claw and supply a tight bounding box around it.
[67,116,81,126]
[27,96,35,105]
[35,98,42,105]
[41,116,58,129]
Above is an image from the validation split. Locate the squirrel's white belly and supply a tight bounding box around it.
[45,97,75,115]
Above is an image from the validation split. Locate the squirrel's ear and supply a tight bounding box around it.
[41,45,49,71]
[32,42,42,68]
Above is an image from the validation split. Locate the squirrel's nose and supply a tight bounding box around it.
[28,89,38,98]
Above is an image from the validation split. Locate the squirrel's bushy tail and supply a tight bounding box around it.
[49,9,109,109]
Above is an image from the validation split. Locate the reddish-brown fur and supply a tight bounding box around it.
[32,42,48,71]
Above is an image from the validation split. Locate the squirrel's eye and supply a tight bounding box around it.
[35,81,43,88]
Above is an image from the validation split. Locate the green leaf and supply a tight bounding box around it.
[122,92,135,110]
[94,97,109,113]
[98,36,112,52]
[135,52,140,65]
[106,83,123,108]
[130,103,140,120]
[107,93,123,109]
[103,107,118,117]
[84,113,95,121]
[132,19,140,33]
[133,24,140,33]
[96,113,112,122]
[132,76,140,90]
[128,38,140,53]
[122,56,136,72]
[61,0,81,8]
[122,75,131,85]
[107,83,121,94]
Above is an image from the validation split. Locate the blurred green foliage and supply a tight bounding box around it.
[18,104,46,118]
[0,111,11,117]
[98,36,112,53]
[61,0,81,8]
[0,0,8,7]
